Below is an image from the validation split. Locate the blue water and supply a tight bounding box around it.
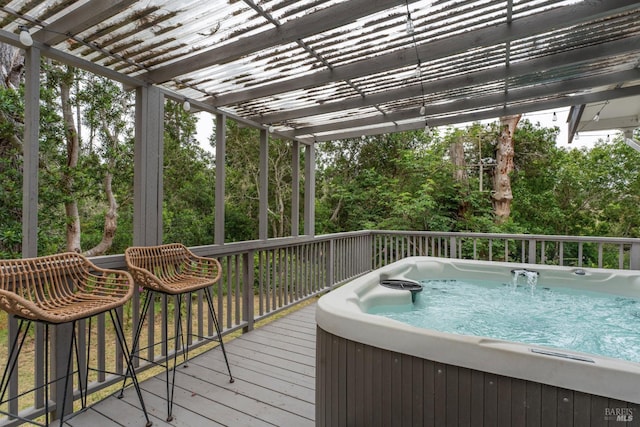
[368,278,640,363]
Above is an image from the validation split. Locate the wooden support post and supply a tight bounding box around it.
[291,140,300,237]
[215,114,226,245]
[259,129,269,240]
[304,144,315,236]
[133,85,164,246]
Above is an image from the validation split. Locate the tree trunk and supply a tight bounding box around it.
[450,140,470,218]
[60,69,82,252]
[492,114,521,223]
[83,172,117,257]
[83,121,120,256]
[0,43,25,151]
[449,141,468,183]
[0,43,24,90]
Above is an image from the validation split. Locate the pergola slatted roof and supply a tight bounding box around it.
[1,0,638,143]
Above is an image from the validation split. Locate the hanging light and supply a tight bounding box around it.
[19,26,33,47]
[575,132,580,140]
[419,105,426,115]
[182,99,191,112]
[406,16,414,35]
[424,121,430,136]
[552,112,557,122]
[606,134,610,143]
[593,100,608,122]
[268,125,275,133]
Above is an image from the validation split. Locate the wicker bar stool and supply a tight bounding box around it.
[0,252,152,427]
[122,243,233,422]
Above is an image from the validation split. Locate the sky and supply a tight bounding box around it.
[518,107,617,148]
[194,108,619,153]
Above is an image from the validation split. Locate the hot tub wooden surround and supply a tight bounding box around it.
[316,327,640,427]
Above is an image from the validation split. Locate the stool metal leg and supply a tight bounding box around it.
[44,323,50,426]
[165,293,184,422]
[110,309,153,427]
[119,288,154,400]
[204,287,234,383]
[124,286,234,422]
[0,318,30,405]
[0,319,37,424]
[58,321,76,426]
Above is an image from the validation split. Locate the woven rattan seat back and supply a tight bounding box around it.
[0,252,151,426]
[125,243,221,295]
[0,252,133,324]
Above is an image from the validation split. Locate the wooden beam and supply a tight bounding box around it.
[576,115,640,133]
[284,68,640,138]
[142,0,409,84]
[210,0,639,106]
[0,29,143,87]
[253,36,640,124]
[32,0,137,46]
[300,85,640,143]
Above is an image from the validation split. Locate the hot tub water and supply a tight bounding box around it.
[369,274,640,363]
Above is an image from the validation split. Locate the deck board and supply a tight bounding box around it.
[69,303,317,427]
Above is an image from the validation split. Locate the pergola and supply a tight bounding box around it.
[1,0,639,253]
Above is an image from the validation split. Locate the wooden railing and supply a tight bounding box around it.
[2,230,639,425]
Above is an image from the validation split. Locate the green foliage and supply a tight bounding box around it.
[315,119,640,241]
[3,52,640,253]
[162,100,216,246]
[215,120,296,241]
[316,131,460,233]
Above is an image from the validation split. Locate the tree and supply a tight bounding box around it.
[316,131,461,233]
[492,114,521,223]
[217,120,295,241]
[77,72,135,255]
[0,43,25,257]
[163,100,216,245]
[57,65,82,251]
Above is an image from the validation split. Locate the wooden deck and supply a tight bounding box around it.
[66,304,317,427]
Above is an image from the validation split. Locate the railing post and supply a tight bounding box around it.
[365,233,374,273]
[528,239,537,264]
[326,239,335,290]
[53,323,74,420]
[449,236,457,258]
[631,243,640,270]
[243,251,255,333]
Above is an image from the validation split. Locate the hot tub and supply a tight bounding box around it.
[316,257,640,426]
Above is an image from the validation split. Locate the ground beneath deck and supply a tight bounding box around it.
[67,303,317,427]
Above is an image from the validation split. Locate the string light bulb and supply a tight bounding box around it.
[552,112,557,122]
[406,17,414,35]
[268,125,275,133]
[182,99,191,112]
[19,26,33,47]
[419,105,426,115]
[593,112,600,122]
